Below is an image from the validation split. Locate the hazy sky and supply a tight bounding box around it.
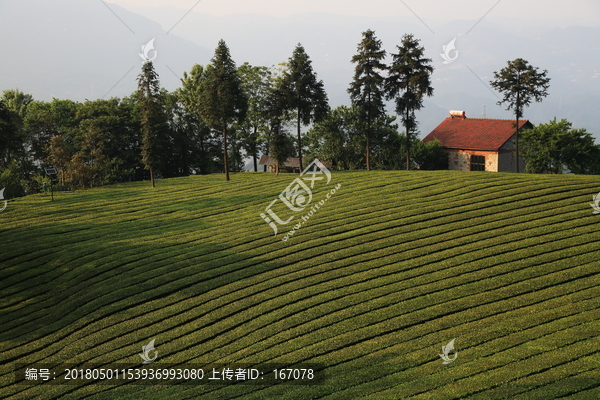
[108,0,600,24]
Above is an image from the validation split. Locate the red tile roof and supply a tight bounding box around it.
[423,118,532,151]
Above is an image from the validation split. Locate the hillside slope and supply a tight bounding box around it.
[1,171,599,399]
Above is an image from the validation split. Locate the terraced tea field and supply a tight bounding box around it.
[1,170,599,399]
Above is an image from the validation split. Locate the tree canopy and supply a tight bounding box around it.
[198,40,248,181]
[3,34,599,200]
[348,30,387,171]
[306,105,401,170]
[385,34,434,170]
[237,63,272,172]
[490,58,550,172]
[137,60,167,187]
[278,44,328,171]
[521,118,600,174]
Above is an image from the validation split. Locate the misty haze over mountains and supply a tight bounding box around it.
[1,0,599,138]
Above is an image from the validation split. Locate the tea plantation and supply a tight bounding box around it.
[1,170,599,399]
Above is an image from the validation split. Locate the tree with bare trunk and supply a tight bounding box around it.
[198,40,248,181]
[490,58,550,173]
[137,61,166,187]
[385,34,434,170]
[348,29,387,171]
[279,44,328,172]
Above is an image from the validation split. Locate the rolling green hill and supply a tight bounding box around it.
[1,170,599,399]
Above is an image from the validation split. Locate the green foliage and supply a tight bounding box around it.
[237,63,272,171]
[491,58,551,120]
[306,105,362,170]
[179,64,207,118]
[163,90,198,176]
[279,44,329,170]
[198,40,248,180]
[47,134,72,186]
[137,61,168,187]
[348,29,387,171]
[385,34,434,170]
[22,100,59,163]
[490,58,551,172]
[0,99,23,169]
[263,68,296,171]
[1,89,33,137]
[307,112,456,172]
[27,173,51,194]
[0,92,40,187]
[75,97,142,181]
[1,89,33,118]
[49,98,80,132]
[68,125,109,188]
[199,41,248,130]
[281,44,329,126]
[521,118,600,174]
[0,160,26,198]
[4,91,146,191]
[306,105,400,170]
[269,119,296,173]
[413,138,449,170]
[370,114,402,170]
[180,65,223,175]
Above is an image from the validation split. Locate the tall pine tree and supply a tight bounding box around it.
[385,34,434,170]
[198,40,247,181]
[279,44,328,172]
[137,60,167,187]
[348,29,387,171]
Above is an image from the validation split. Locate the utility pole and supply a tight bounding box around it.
[45,168,58,202]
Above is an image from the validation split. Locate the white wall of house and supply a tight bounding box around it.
[446,150,500,172]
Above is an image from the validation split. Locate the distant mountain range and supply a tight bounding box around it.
[1,0,599,139]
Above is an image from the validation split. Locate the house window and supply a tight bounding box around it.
[471,155,485,171]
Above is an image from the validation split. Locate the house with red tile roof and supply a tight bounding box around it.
[422,111,533,172]
[259,155,302,173]
[258,155,332,173]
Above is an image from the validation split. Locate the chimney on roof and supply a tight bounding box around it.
[450,110,466,119]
